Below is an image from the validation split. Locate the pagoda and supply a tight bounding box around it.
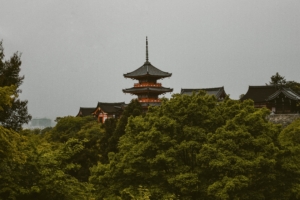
[123,37,173,108]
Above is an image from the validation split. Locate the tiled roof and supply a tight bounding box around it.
[181,87,226,99]
[266,87,300,101]
[76,107,95,117]
[124,61,172,79]
[123,87,173,94]
[94,102,125,114]
[240,85,279,102]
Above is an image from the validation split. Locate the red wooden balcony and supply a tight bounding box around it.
[134,83,162,87]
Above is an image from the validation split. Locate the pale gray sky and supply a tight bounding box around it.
[1,0,299,120]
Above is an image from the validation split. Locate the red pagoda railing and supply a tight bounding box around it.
[134,83,162,87]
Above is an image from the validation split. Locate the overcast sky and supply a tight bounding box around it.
[1,0,299,121]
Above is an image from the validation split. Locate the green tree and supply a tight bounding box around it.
[46,116,106,181]
[0,126,26,200]
[0,85,16,111]
[268,72,286,86]
[198,104,283,200]
[90,91,295,200]
[268,72,300,94]
[277,118,300,199]
[107,99,143,153]
[48,116,96,142]
[18,137,93,200]
[1,127,93,200]
[0,41,31,131]
[90,92,236,199]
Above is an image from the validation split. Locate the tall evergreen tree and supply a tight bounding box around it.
[268,72,300,94]
[268,72,286,86]
[0,41,31,131]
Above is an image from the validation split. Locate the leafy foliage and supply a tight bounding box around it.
[107,99,143,154]
[0,127,26,200]
[277,119,300,199]
[269,72,287,86]
[0,41,31,131]
[46,116,106,181]
[2,86,300,200]
[89,91,299,200]
[0,85,16,111]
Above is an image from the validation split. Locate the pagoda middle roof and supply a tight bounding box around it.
[123,87,173,94]
[124,61,172,79]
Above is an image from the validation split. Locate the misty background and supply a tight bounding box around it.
[1,0,299,121]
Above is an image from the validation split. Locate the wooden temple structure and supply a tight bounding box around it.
[76,102,125,123]
[123,37,173,108]
[75,39,300,121]
[76,107,95,117]
[181,87,227,101]
[92,102,125,123]
[241,85,300,114]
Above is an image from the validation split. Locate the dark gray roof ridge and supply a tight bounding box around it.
[123,87,173,93]
[96,102,125,105]
[181,86,224,92]
[124,62,172,79]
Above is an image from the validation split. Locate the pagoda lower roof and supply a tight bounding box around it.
[123,87,173,94]
[124,61,172,79]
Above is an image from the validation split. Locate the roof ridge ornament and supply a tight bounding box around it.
[146,36,150,64]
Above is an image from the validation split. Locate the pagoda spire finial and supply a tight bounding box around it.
[146,36,149,62]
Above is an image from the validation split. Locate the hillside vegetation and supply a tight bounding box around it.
[1,93,300,200]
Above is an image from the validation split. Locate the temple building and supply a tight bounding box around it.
[76,107,95,117]
[92,102,125,123]
[76,102,125,123]
[241,85,300,114]
[123,37,173,108]
[181,87,227,101]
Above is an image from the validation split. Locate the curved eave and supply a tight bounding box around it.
[266,89,300,101]
[123,87,173,94]
[123,62,172,79]
[123,73,172,80]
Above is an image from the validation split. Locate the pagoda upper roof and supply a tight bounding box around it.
[181,87,227,99]
[123,86,173,94]
[93,102,125,114]
[123,61,172,79]
[124,37,172,79]
[76,107,95,117]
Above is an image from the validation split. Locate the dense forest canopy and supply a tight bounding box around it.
[2,93,300,199]
[1,42,300,199]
